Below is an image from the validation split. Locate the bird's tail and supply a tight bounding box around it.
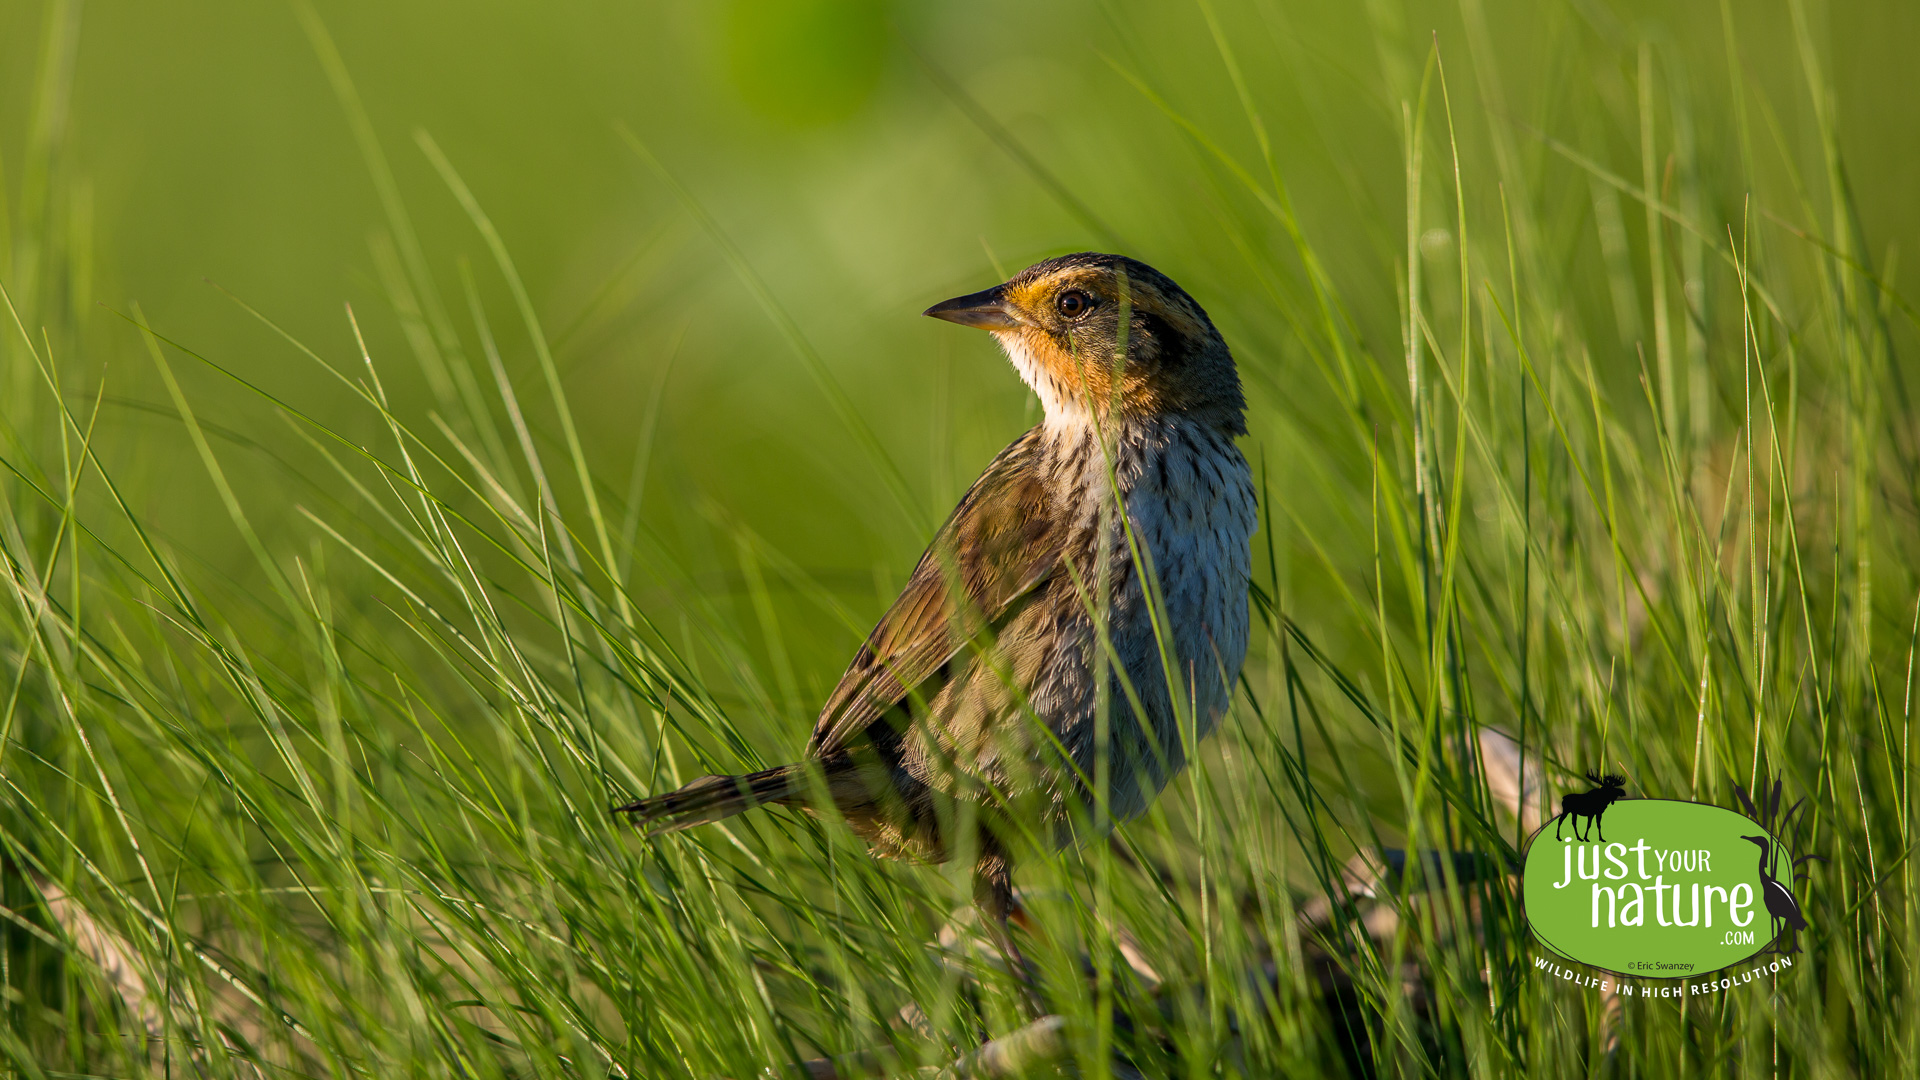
[613,765,800,835]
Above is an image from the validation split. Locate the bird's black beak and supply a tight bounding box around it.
[923,286,1022,330]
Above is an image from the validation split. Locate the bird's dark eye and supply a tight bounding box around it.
[1056,290,1095,320]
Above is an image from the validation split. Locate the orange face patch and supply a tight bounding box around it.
[998,266,1102,323]
[998,265,1208,417]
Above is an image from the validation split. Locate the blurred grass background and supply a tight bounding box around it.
[1,0,1916,1075]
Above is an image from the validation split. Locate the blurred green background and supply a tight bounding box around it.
[4,0,1912,698]
[3,0,1918,1073]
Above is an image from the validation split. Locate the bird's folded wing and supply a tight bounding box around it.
[807,427,1065,757]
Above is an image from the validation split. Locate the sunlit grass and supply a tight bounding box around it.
[1,0,1915,1076]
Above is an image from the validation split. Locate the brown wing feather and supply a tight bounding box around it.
[807,427,1062,757]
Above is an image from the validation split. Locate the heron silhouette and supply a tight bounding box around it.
[1731,776,1827,956]
[1740,834,1807,954]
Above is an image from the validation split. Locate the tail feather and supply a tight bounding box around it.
[614,765,799,835]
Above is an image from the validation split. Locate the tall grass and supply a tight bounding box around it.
[1,0,1915,1075]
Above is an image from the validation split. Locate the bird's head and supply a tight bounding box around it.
[1740,834,1770,851]
[924,253,1245,435]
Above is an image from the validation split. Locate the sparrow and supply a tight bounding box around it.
[618,253,1256,928]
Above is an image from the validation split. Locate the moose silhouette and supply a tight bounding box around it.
[1551,771,1627,842]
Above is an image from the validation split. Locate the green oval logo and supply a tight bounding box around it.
[1523,798,1800,978]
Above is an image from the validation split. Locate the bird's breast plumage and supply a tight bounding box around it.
[1056,416,1255,815]
[900,415,1256,834]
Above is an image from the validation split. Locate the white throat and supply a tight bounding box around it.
[992,330,1097,442]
